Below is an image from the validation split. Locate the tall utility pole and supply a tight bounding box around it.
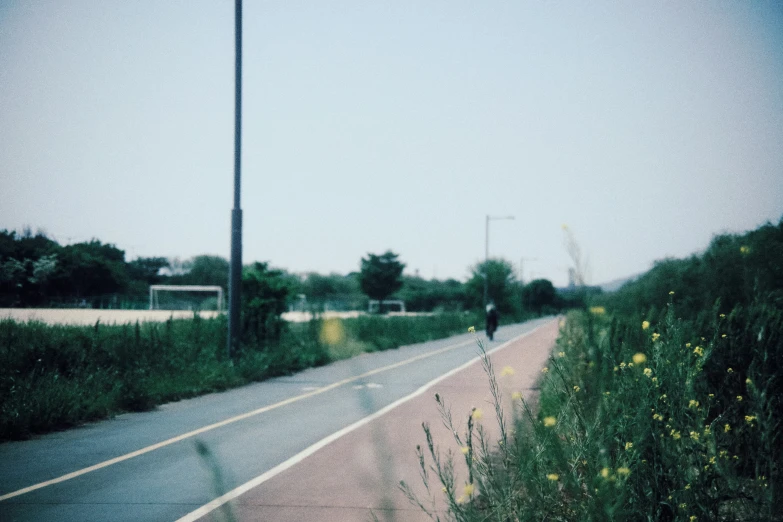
[227,0,243,357]
[484,214,514,306]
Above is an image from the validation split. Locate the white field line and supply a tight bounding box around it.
[0,335,483,501]
[176,322,548,522]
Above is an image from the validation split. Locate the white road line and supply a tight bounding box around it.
[0,334,483,502]
[176,323,547,522]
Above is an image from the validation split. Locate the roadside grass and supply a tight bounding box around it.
[0,311,483,441]
[404,302,781,521]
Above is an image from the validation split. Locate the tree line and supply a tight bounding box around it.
[0,229,579,316]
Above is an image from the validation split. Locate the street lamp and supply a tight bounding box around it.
[227,0,243,357]
[484,214,515,306]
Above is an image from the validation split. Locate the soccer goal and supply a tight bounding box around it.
[149,285,224,311]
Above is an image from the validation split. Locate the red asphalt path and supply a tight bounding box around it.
[205,320,559,522]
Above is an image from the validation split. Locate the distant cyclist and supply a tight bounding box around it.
[485,302,499,340]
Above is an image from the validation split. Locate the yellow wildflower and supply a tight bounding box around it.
[617,467,630,476]
[736,395,743,402]
[541,367,549,373]
[693,346,704,356]
[685,484,691,490]
[633,353,647,365]
[546,473,559,481]
[746,378,752,385]
[690,516,698,522]
[543,416,557,427]
[468,326,475,333]
[651,332,661,342]
[512,391,523,400]
[573,386,580,393]
[669,290,675,295]
[642,321,650,330]
[690,431,700,441]
[625,442,633,450]
[672,430,682,440]
[727,368,734,373]
[620,362,627,368]
[689,400,699,409]
[590,306,606,315]
[501,366,515,376]
[721,334,727,338]
[720,313,726,318]
[745,415,756,423]
[463,483,475,496]
[740,245,750,254]
[461,446,469,455]
[724,423,731,433]
[558,351,565,358]
[686,342,691,348]
[600,468,610,478]
[471,408,483,420]
[644,368,653,377]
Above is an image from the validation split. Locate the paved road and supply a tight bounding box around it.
[0,318,555,522]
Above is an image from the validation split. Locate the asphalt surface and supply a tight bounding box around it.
[0,318,555,522]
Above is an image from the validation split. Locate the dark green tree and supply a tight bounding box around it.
[128,257,169,285]
[465,258,518,314]
[241,262,291,346]
[522,279,557,316]
[359,251,405,313]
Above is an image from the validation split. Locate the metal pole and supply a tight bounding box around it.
[227,0,243,357]
[484,215,489,306]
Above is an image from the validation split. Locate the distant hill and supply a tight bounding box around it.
[597,273,642,293]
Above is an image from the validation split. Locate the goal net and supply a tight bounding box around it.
[149,285,224,311]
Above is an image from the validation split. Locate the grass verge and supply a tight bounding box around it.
[405,301,781,521]
[0,311,484,441]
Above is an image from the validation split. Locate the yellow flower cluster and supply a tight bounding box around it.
[546,473,559,481]
[651,332,661,342]
[625,442,633,450]
[590,306,606,315]
[501,366,515,376]
[644,368,653,377]
[688,400,700,409]
[617,467,630,476]
[693,346,704,357]
[745,415,756,424]
[541,367,549,373]
[543,416,557,427]
[740,245,750,254]
[468,326,475,333]
[642,320,650,330]
[633,353,647,365]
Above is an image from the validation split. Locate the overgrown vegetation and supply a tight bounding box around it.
[0,311,483,441]
[407,218,782,521]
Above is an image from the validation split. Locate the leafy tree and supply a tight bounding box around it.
[359,251,405,313]
[242,262,291,346]
[128,257,169,285]
[397,276,466,312]
[170,255,229,289]
[522,279,557,316]
[48,241,129,305]
[465,258,519,314]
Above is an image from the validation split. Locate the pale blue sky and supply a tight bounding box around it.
[2,1,782,286]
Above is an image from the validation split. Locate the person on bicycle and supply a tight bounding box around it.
[485,302,499,340]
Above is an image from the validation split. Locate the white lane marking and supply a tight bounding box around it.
[0,335,480,502]
[176,322,549,522]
